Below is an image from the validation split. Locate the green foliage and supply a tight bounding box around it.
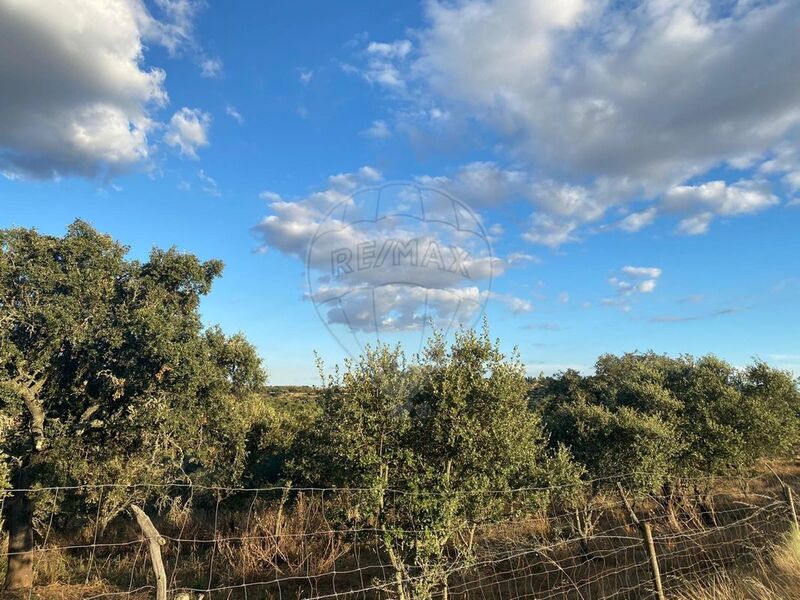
[293,326,583,598]
[532,352,800,493]
[0,220,267,521]
[245,387,321,484]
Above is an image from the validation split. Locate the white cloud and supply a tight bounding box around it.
[200,56,223,78]
[197,168,219,196]
[253,173,505,334]
[662,180,778,217]
[298,68,313,84]
[621,266,662,280]
[314,284,488,333]
[361,119,391,139]
[164,107,211,159]
[367,40,412,60]
[506,252,539,266]
[660,178,777,236]
[492,292,533,314]
[412,0,800,185]
[259,190,282,202]
[359,0,798,243]
[522,214,579,248]
[226,105,244,124]
[759,141,800,191]
[618,208,658,233]
[677,212,714,236]
[417,161,527,208]
[608,265,662,303]
[350,39,414,89]
[0,0,210,178]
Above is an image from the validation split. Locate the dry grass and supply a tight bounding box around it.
[673,528,800,600]
[3,463,800,599]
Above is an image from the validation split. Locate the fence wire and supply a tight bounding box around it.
[0,472,797,599]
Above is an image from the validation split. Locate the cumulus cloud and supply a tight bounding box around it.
[662,180,779,234]
[413,0,800,182]
[253,170,530,334]
[357,0,798,243]
[0,0,167,177]
[661,181,778,216]
[0,0,212,179]
[164,107,211,158]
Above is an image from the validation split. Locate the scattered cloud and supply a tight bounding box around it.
[492,292,533,314]
[360,119,391,139]
[617,208,658,233]
[197,168,220,196]
[506,252,540,266]
[298,68,314,84]
[677,212,714,236]
[200,56,223,78]
[606,266,662,309]
[662,180,778,234]
[164,107,211,159]
[522,323,561,331]
[347,39,413,89]
[225,105,244,124]
[259,190,282,202]
[522,214,579,248]
[650,307,745,323]
[558,292,569,304]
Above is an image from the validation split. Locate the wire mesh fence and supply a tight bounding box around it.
[1,472,798,599]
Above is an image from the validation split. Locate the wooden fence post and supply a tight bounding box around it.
[784,485,799,532]
[131,505,167,600]
[640,521,666,600]
[617,483,665,600]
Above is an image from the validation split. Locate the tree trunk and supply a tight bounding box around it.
[3,488,35,589]
[5,376,47,589]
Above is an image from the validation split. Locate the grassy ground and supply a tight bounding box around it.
[2,460,800,599]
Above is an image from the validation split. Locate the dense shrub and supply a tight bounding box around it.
[531,352,800,492]
[293,326,583,599]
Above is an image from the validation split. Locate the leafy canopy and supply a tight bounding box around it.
[0,221,267,510]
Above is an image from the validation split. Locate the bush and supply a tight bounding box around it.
[532,352,800,494]
[292,326,583,599]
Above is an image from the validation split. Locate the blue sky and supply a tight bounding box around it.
[1,0,799,383]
